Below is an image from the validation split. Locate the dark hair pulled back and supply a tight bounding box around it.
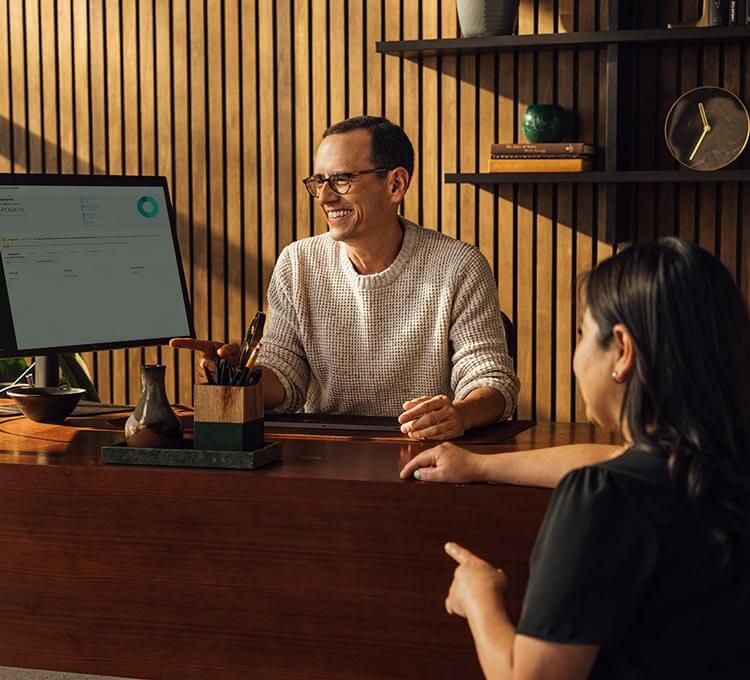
[582,238,750,573]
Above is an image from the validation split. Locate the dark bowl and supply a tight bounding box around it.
[5,386,86,423]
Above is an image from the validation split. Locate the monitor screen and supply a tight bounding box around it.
[0,174,194,358]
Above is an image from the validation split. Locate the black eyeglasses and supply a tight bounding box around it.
[302,168,392,198]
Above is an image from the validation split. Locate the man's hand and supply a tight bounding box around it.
[399,442,485,482]
[444,542,507,620]
[398,395,469,440]
[169,338,241,382]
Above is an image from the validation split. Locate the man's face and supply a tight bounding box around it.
[312,129,393,243]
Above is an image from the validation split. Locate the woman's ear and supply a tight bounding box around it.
[611,323,635,382]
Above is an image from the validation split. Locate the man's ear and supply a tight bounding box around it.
[388,167,410,204]
[611,323,635,382]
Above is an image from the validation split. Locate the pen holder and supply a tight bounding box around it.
[193,383,264,451]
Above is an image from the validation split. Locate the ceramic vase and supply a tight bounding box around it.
[456,0,519,38]
[521,104,567,143]
[125,364,184,448]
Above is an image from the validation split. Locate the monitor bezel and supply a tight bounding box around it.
[0,173,195,358]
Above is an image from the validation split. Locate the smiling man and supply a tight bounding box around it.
[173,116,518,440]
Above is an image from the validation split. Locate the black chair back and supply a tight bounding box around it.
[501,311,515,364]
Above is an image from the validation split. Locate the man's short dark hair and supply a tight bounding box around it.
[323,116,414,180]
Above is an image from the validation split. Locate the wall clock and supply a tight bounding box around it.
[664,86,750,171]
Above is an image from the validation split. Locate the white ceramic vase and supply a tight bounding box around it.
[456,0,519,38]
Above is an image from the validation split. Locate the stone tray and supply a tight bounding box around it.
[100,440,282,470]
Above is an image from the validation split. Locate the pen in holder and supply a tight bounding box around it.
[193,383,264,451]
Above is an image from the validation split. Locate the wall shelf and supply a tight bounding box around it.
[377,0,750,242]
[446,170,750,185]
[376,27,750,58]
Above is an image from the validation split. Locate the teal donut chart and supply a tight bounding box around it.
[137,196,159,218]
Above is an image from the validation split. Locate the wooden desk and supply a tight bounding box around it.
[0,409,616,680]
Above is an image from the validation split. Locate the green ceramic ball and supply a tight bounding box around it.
[521,104,567,143]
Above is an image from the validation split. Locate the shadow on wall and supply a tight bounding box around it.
[0,114,278,314]
[0,115,285,403]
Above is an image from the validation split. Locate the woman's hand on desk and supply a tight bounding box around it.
[169,338,241,381]
[399,442,485,483]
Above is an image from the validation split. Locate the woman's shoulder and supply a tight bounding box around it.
[555,448,685,539]
[558,446,667,487]
[594,447,672,486]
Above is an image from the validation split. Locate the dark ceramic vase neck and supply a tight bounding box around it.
[125,364,183,447]
[139,364,170,402]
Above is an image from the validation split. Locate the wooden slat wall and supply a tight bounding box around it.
[0,0,747,421]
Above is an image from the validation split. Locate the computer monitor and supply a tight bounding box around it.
[0,174,194,385]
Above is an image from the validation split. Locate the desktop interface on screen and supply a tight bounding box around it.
[0,181,192,357]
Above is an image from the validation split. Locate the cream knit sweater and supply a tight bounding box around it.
[258,219,519,418]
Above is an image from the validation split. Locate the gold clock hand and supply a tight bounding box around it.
[689,127,709,162]
[699,102,709,129]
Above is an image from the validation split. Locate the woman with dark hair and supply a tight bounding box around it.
[402,239,750,679]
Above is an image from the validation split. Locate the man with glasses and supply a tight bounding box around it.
[172,116,518,440]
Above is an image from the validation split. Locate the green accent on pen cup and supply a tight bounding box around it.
[521,104,567,143]
[193,420,265,452]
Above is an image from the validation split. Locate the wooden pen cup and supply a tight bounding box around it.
[193,383,264,451]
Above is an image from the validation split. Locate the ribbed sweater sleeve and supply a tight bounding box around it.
[257,247,310,412]
[449,248,519,418]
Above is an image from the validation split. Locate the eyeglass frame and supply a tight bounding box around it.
[301,167,393,198]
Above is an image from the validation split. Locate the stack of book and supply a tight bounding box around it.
[488,143,595,173]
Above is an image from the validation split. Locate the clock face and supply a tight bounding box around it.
[665,86,750,171]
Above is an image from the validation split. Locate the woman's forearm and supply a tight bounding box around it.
[477,444,623,488]
[466,601,517,680]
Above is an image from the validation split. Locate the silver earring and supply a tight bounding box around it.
[612,370,623,384]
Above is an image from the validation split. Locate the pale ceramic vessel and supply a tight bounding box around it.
[456,0,519,38]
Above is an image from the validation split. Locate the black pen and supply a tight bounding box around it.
[238,311,266,367]
[232,367,248,386]
[205,365,216,385]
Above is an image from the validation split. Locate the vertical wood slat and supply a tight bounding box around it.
[535,4,555,422]
[189,0,208,403]
[421,2,438,235]
[573,2,598,422]
[347,0,363,118]
[365,0,382,117]
[224,0,243,350]
[275,0,293,256]
[72,0,94,385]
[293,0,311,247]
[9,0,25,172]
[402,2,419,224]
[310,0,326,236]
[207,0,224,348]
[140,0,159,374]
[124,0,141,403]
[152,0,173,398]
[241,0,260,318]
[515,3,534,419]
[257,1,276,296]
[0,3,9,173]
[0,0,747,421]
[439,0,458,241]
[25,0,42,173]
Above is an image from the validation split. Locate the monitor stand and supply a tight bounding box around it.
[35,354,59,387]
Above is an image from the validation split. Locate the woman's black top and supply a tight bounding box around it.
[516,447,749,679]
